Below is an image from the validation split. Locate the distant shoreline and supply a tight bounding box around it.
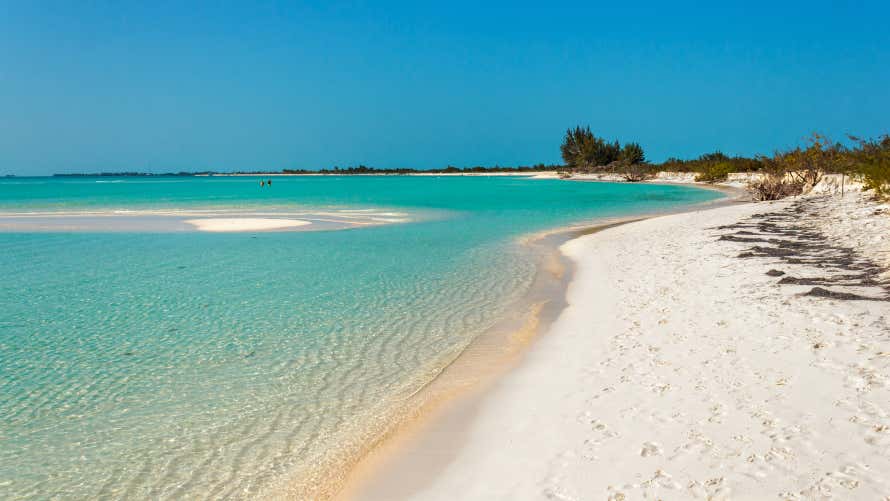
[43,167,560,177]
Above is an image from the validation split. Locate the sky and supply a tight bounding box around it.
[1,1,889,175]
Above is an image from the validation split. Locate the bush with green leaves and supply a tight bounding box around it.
[849,135,890,198]
[619,142,645,165]
[659,151,765,180]
[557,127,889,200]
[694,161,735,182]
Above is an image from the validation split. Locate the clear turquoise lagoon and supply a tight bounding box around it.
[0,176,720,499]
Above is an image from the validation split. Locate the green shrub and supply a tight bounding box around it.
[850,135,890,198]
[694,161,735,182]
[659,152,765,178]
[620,142,645,165]
[860,162,890,197]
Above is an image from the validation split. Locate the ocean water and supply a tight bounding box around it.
[0,176,720,499]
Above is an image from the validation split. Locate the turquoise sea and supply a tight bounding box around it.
[0,176,720,499]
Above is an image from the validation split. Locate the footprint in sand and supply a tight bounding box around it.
[640,441,663,457]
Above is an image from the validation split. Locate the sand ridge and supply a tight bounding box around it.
[183,217,311,232]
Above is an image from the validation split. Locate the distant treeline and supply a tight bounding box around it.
[54,171,214,177]
[53,165,561,177]
[45,129,890,200]
[279,164,559,175]
[656,153,764,181]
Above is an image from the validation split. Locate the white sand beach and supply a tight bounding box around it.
[353,191,890,500]
[183,217,312,232]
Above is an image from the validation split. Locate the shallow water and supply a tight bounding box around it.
[0,176,720,499]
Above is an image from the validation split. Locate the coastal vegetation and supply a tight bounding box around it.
[279,164,561,175]
[658,152,764,182]
[850,135,890,197]
[53,164,561,177]
[559,126,650,181]
[559,125,889,200]
[744,133,890,200]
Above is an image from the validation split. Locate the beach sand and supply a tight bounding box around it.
[0,210,410,232]
[351,192,890,500]
[183,217,311,232]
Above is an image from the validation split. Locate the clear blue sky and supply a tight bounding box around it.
[1,1,888,175]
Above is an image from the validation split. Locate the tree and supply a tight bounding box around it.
[560,126,595,169]
[560,126,624,171]
[620,142,645,164]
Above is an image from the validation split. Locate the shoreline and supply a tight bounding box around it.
[331,229,576,500]
[262,206,582,500]
[350,190,890,500]
[336,187,746,500]
[2,176,743,498]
